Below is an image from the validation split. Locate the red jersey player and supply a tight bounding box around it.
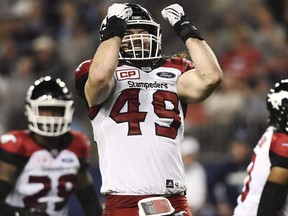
[0,76,103,216]
[233,79,288,216]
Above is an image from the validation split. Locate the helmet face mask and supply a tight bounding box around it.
[120,27,155,59]
[100,4,162,61]
[120,4,162,61]
[266,79,288,133]
[120,22,161,60]
[26,76,74,137]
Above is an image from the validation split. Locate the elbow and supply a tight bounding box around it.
[89,72,108,87]
[214,70,223,87]
[207,67,223,88]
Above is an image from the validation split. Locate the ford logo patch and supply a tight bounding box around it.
[156,72,176,79]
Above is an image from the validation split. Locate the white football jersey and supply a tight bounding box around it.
[233,126,288,216]
[75,58,194,195]
[0,130,90,216]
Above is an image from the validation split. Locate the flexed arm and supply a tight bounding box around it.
[162,4,223,103]
[85,4,132,106]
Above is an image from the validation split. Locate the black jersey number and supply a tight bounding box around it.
[110,89,181,139]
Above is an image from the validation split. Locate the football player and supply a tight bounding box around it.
[0,76,103,216]
[233,79,288,216]
[75,3,223,216]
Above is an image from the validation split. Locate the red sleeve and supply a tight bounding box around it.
[162,57,195,73]
[0,131,36,167]
[75,59,92,100]
[67,130,91,160]
[270,133,288,169]
[270,133,288,158]
[0,131,33,156]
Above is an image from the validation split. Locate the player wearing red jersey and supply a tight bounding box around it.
[75,3,223,216]
[233,79,288,216]
[0,76,102,216]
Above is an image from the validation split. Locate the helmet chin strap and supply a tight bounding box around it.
[121,58,165,69]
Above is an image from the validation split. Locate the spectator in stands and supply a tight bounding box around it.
[181,135,207,214]
[205,138,252,216]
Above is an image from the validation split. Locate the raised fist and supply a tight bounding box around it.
[107,3,133,22]
[161,4,185,26]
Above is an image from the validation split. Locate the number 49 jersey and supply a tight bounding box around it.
[233,126,288,216]
[0,130,90,216]
[75,58,194,195]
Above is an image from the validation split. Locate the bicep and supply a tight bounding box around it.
[177,69,218,104]
[84,77,115,106]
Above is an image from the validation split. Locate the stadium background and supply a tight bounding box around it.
[0,0,287,215]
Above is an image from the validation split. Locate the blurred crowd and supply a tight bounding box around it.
[1,0,288,149]
[176,135,253,216]
[0,0,288,214]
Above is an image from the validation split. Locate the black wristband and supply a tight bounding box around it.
[173,16,204,42]
[99,16,127,42]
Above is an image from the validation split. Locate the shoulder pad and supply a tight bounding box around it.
[75,59,92,82]
[163,57,195,73]
[0,131,30,155]
[270,133,288,158]
[75,59,92,100]
[67,130,91,159]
